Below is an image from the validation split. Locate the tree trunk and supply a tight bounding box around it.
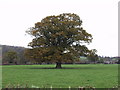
[55,62,62,69]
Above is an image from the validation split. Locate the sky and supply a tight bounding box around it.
[0,0,118,57]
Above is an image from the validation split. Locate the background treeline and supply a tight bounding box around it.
[1,45,28,64]
[0,44,119,65]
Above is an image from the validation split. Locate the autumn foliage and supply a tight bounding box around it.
[25,13,93,68]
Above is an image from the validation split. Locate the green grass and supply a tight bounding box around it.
[2,64,118,88]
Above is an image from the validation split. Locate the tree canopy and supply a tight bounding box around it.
[25,13,94,68]
[87,49,99,63]
[4,50,17,64]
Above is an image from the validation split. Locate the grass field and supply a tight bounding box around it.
[2,64,118,88]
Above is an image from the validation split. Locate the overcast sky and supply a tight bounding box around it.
[0,0,118,57]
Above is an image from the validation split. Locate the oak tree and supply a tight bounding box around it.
[25,13,93,68]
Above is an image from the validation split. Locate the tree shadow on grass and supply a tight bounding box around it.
[29,67,96,69]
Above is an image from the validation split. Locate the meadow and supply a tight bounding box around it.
[2,64,118,88]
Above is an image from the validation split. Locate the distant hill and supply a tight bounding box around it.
[0,44,25,54]
[0,44,28,64]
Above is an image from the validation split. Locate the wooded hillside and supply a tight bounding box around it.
[0,45,28,64]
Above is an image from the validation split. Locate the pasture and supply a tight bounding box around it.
[2,64,118,88]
